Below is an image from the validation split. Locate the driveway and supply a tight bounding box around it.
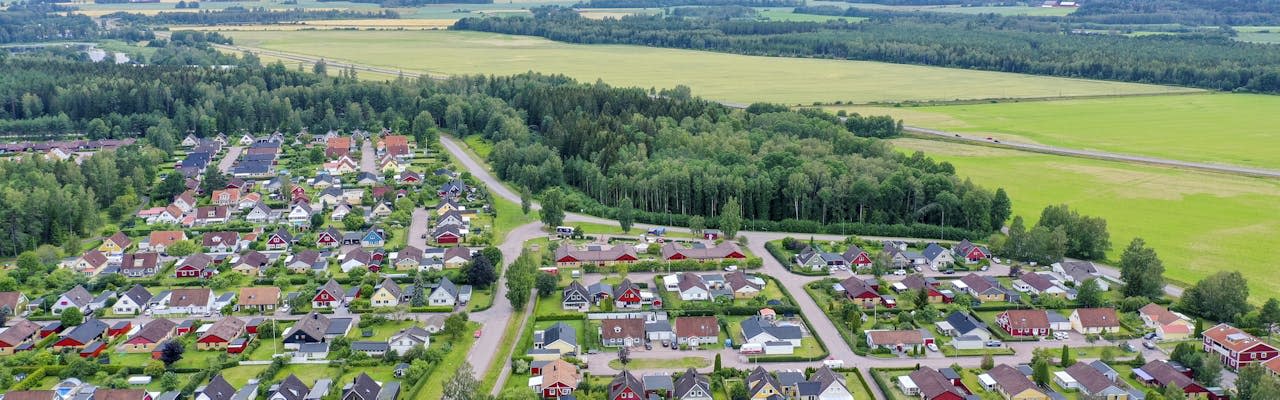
[407,208,430,249]
[218,146,242,174]
[360,140,376,174]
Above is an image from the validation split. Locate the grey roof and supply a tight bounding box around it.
[540,322,577,347]
[326,318,352,336]
[433,277,458,298]
[351,341,391,352]
[642,374,674,392]
[943,311,986,335]
[346,373,381,400]
[674,368,710,398]
[123,284,153,305]
[796,381,823,396]
[61,285,93,307]
[740,316,802,341]
[298,343,329,353]
[200,375,238,400]
[923,243,948,260]
[776,371,806,387]
[287,312,331,343]
[645,320,672,333]
[272,375,311,400]
[64,319,108,344]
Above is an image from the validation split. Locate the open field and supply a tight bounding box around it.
[63,0,573,19]
[1234,26,1280,44]
[818,1,1077,16]
[891,138,1280,300]
[210,29,1197,105]
[835,93,1280,170]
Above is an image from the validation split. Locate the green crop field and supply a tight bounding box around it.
[816,1,1077,16]
[891,138,1280,301]
[211,29,1196,105]
[836,93,1280,170]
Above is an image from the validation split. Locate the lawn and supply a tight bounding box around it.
[211,29,1193,105]
[349,319,417,341]
[216,364,270,387]
[418,321,481,400]
[608,357,709,370]
[891,138,1280,301]
[837,93,1279,170]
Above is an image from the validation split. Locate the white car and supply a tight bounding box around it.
[927,343,939,352]
[1054,332,1070,340]
[724,265,738,272]
[894,269,907,276]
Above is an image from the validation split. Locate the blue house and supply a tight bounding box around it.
[360,227,386,248]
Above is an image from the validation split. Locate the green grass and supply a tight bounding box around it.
[837,93,1279,170]
[213,29,1193,105]
[831,1,1077,16]
[216,365,270,387]
[349,319,416,341]
[754,9,865,22]
[891,137,1280,301]
[467,287,493,311]
[462,135,494,160]
[1233,26,1280,44]
[608,357,709,370]
[419,321,481,400]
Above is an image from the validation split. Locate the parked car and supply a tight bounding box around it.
[1144,341,1157,350]
[474,329,483,338]
[927,343,939,352]
[1143,332,1158,340]
[1054,331,1069,340]
[724,265,738,272]
[985,340,1003,347]
[894,269,907,276]
[644,342,652,350]
[943,269,955,275]
[1120,342,1137,352]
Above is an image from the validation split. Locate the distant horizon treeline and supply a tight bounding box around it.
[105,7,401,25]
[573,0,800,8]
[453,6,1280,94]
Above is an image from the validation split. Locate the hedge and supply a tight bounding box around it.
[537,313,588,321]
[869,367,916,399]
[408,306,454,313]
[12,368,47,391]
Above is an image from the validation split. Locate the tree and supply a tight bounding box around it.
[0,367,12,391]
[154,172,186,202]
[200,165,227,194]
[1181,271,1250,322]
[167,239,199,257]
[0,306,9,326]
[412,111,437,148]
[1260,298,1280,335]
[617,346,631,367]
[539,187,565,228]
[465,254,497,288]
[535,273,557,298]
[912,288,930,309]
[158,340,184,366]
[313,59,328,76]
[720,196,742,240]
[442,362,481,400]
[1076,278,1104,308]
[1196,353,1222,386]
[981,352,994,370]
[60,307,84,327]
[443,312,469,342]
[1032,359,1050,386]
[713,353,722,371]
[342,213,366,231]
[617,196,634,233]
[1060,344,1072,367]
[159,372,179,392]
[990,188,1011,231]
[688,216,705,236]
[1119,238,1166,299]
[520,186,531,215]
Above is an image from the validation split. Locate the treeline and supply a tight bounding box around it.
[669,5,757,19]
[991,204,1109,264]
[1073,0,1280,26]
[453,6,1280,93]
[316,0,490,7]
[449,74,1008,233]
[105,7,400,25]
[0,145,165,256]
[574,0,800,8]
[0,7,99,44]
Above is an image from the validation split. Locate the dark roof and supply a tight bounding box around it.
[201,375,238,400]
[352,341,391,352]
[540,322,577,347]
[1139,360,1195,389]
[378,278,403,299]
[132,319,177,343]
[65,319,108,344]
[923,243,948,260]
[608,371,644,400]
[674,368,710,398]
[614,278,640,298]
[988,364,1042,397]
[346,373,382,400]
[61,285,93,307]
[944,311,985,335]
[740,315,802,341]
[122,284,153,305]
[1066,362,1120,395]
[287,312,331,343]
[909,367,965,399]
[434,276,459,298]
[200,317,245,342]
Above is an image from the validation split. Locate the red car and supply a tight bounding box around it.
[474,329,483,338]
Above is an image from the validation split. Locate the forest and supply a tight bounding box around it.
[316,0,490,7]
[1073,0,1280,26]
[105,7,400,25]
[575,0,800,8]
[452,7,1280,93]
[0,5,100,44]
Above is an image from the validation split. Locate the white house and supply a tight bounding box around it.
[388,327,431,354]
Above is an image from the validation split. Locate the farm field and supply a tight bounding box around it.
[211,29,1198,105]
[835,93,1280,170]
[890,138,1280,300]
[1234,26,1280,44]
[62,0,572,19]
[814,1,1077,16]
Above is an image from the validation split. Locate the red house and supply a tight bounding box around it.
[40,321,64,338]
[316,228,341,248]
[907,367,966,400]
[175,253,215,278]
[1135,360,1226,400]
[79,341,106,358]
[1203,323,1280,370]
[839,277,887,308]
[266,228,293,250]
[313,279,344,308]
[538,359,579,398]
[108,321,133,337]
[290,185,307,198]
[227,337,250,354]
[612,279,643,309]
[433,225,462,244]
[842,245,873,268]
[553,245,639,267]
[608,371,644,400]
[246,318,263,334]
[53,319,108,351]
[175,320,197,336]
[952,240,989,263]
[998,309,1050,337]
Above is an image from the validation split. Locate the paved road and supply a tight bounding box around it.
[906,126,1280,179]
[466,221,544,396]
[407,208,430,249]
[218,146,242,174]
[360,139,376,174]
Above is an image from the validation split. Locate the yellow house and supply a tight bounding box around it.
[435,200,461,215]
[231,264,261,276]
[989,365,1050,400]
[98,232,131,254]
[371,278,403,307]
[747,367,782,400]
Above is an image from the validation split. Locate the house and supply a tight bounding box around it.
[326,137,352,158]
[99,232,132,255]
[922,243,955,271]
[601,318,646,347]
[613,279,644,309]
[1014,272,1070,298]
[152,205,185,225]
[0,319,41,355]
[442,247,472,268]
[351,341,390,357]
[998,309,1051,337]
[193,206,230,225]
[355,172,380,186]
[803,366,854,400]
[40,321,65,338]
[388,327,430,355]
[1202,323,1280,370]
[1070,308,1121,334]
[237,287,281,312]
[156,288,214,316]
[674,272,710,301]
[795,246,846,271]
[985,364,1049,400]
[534,322,579,356]
[284,312,334,349]
[548,279,589,310]
[901,367,966,400]
[203,231,242,254]
[897,274,950,303]
[865,329,933,352]
[740,316,803,348]
[428,277,461,307]
[269,375,312,400]
[121,319,176,353]
[554,244,639,267]
[266,228,294,250]
[118,252,160,278]
[370,202,393,219]
[211,189,242,206]
[392,246,426,271]
[1063,362,1129,400]
[314,280,346,308]
[288,250,328,274]
[936,311,991,340]
[1139,303,1194,341]
[382,135,411,157]
[747,367,783,399]
[288,203,313,227]
[143,231,188,254]
[72,250,110,275]
[316,227,342,248]
[951,239,990,263]
[1134,360,1221,399]
[371,278,403,307]
[1053,261,1107,290]
[360,227,386,248]
[837,276,885,308]
[432,225,463,244]
[660,242,746,263]
[725,271,763,299]
[0,291,28,316]
[232,251,271,276]
[607,371,645,400]
[175,253,216,279]
[114,284,153,315]
[175,191,198,213]
[671,368,712,400]
[532,359,579,398]
[197,317,245,351]
[52,319,108,351]
[956,273,1013,303]
[342,373,399,400]
[398,171,421,184]
[196,374,240,400]
[52,285,94,314]
[438,180,467,199]
[842,245,873,268]
[675,316,720,347]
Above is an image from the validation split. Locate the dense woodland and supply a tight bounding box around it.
[105,7,400,25]
[575,0,799,8]
[454,7,1280,93]
[0,6,100,44]
[1073,0,1280,26]
[316,0,489,7]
